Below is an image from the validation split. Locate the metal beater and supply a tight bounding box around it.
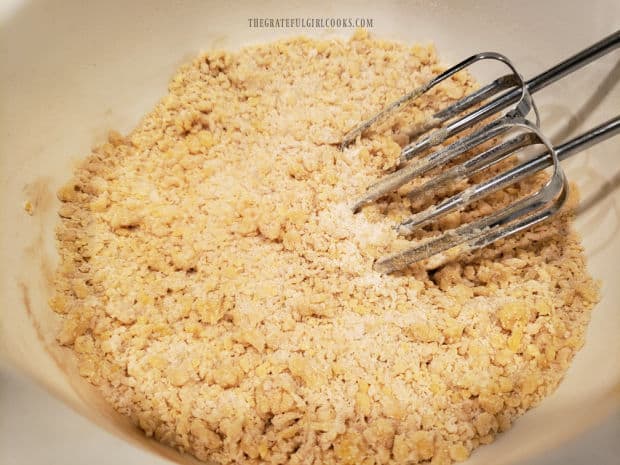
[342,30,620,273]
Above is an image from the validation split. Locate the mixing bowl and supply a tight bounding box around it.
[1,1,619,464]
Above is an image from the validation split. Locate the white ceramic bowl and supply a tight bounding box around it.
[1,1,619,464]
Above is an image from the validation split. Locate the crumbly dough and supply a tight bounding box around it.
[51,30,598,465]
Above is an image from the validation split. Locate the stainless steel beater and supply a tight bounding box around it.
[342,30,620,273]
